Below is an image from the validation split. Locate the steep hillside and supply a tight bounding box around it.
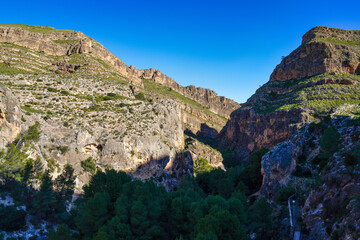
[219,26,360,159]
[0,24,240,134]
[216,26,360,240]
[0,24,239,191]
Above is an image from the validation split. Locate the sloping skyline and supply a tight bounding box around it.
[1,0,359,102]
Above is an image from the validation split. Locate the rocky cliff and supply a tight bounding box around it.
[0,73,186,190]
[219,26,360,160]
[0,24,239,190]
[141,68,239,118]
[271,26,360,81]
[229,27,360,239]
[0,85,21,149]
[0,24,239,136]
[258,110,360,240]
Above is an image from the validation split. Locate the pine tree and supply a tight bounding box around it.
[22,159,35,184]
[31,171,55,219]
[0,144,28,181]
[33,157,44,180]
[130,200,149,237]
[54,164,75,202]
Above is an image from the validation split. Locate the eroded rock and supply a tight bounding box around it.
[0,85,21,149]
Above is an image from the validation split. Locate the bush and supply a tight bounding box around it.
[57,146,69,155]
[276,186,295,204]
[292,165,312,178]
[60,90,70,96]
[0,205,27,231]
[0,144,28,180]
[81,157,96,174]
[47,224,76,240]
[194,158,215,175]
[241,148,269,194]
[344,153,357,166]
[24,121,41,142]
[47,87,58,92]
[135,92,146,101]
[344,146,360,166]
[222,149,239,168]
[320,127,340,153]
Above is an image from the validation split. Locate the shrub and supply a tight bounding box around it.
[57,146,69,155]
[60,90,70,96]
[47,158,57,173]
[276,185,295,204]
[0,144,28,180]
[344,146,360,166]
[81,157,96,174]
[0,205,27,231]
[135,92,146,101]
[24,121,41,142]
[47,87,58,92]
[222,149,239,168]
[344,153,357,166]
[241,148,269,194]
[320,127,340,153]
[194,158,215,175]
[292,165,312,178]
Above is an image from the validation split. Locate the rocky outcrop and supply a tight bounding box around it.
[270,26,360,82]
[140,68,240,118]
[260,142,297,199]
[219,27,360,160]
[259,126,312,200]
[0,85,21,149]
[0,26,144,86]
[199,123,219,139]
[219,109,309,159]
[257,114,360,239]
[51,62,80,73]
[29,99,185,191]
[184,136,224,169]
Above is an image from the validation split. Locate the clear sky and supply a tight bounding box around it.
[0,0,359,103]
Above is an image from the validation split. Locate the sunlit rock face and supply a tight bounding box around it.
[0,85,21,149]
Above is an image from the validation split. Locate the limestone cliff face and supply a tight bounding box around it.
[0,85,21,149]
[0,25,239,127]
[0,26,143,86]
[141,68,240,118]
[219,108,309,158]
[219,26,360,158]
[270,26,360,82]
[0,70,188,191]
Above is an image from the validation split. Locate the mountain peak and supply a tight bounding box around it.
[302,26,360,44]
[270,26,360,82]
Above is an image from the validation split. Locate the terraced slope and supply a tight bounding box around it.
[0,24,240,134]
[219,26,360,159]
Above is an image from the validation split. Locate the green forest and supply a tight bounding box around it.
[0,132,274,240]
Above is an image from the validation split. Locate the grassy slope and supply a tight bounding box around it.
[0,30,230,128]
[142,78,227,124]
[252,73,360,114]
[0,24,73,33]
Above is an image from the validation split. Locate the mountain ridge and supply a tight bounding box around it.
[219,26,360,159]
[0,24,240,119]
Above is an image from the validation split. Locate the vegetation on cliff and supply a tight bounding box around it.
[0,139,275,239]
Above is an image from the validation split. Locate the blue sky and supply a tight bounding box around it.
[1,0,359,103]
